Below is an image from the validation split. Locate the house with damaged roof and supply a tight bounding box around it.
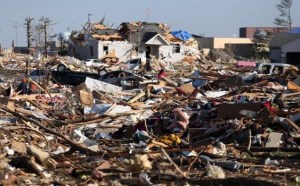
[69,21,201,63]
[69,23,133,61]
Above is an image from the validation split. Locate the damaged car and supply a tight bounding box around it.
[240,63,293,83]
[98,70,141,90]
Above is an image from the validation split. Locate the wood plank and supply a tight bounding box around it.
[128,91,145,104]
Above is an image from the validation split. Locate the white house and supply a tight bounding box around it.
[69,22,201,63]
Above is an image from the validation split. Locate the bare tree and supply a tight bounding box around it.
[274,0,293,32]
[33,24,44,47]
[39,16,52,50]
[24,17,34,48]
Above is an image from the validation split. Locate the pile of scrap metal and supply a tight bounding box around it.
[0,52,300,185]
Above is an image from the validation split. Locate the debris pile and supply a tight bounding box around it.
[0,51,299,185]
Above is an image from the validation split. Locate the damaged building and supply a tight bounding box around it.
[69,21,201,63]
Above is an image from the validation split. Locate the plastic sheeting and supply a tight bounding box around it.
[171,30,192,41]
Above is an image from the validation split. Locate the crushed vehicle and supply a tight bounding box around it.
[82,59,109,75]
[50,70,100,86]
[49,70,151,90]
[98,70,145,90]
[240,63,293,83]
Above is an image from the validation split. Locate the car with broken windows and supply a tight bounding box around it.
[49,69,151,90]
[256,63,291,75]
[98,70,142,90]
[121,57,149,71]
[240,63,293,83]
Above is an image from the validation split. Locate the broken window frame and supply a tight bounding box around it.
[172,44,180,53]
[90,46,94,57]
[103,46,109,55]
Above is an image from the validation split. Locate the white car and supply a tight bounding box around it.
[122,58,141,71]
[240,63,292,82]
[122,57,148,71]
[256,63,291,75]
[83,59,108,68]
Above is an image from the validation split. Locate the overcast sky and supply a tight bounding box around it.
[0,0,299,48]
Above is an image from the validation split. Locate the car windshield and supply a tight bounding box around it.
[128,58,141,64]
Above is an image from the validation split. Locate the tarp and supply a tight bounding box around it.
[171,30,192,41]
[289,28,300,34]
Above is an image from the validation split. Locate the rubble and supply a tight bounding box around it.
[0,51,299,186]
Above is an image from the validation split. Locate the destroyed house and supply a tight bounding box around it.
[70,21,201,63]
[120,22,173,60]
[69,23,132,61]
[120,22,200,62]
[269,32,300,65]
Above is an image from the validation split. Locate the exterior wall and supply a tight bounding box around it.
[160,45,183,62]
[160,45,201,63]
[270,48,282,63]
[282,38,300,53]
[197,38,214,49]
[281,38,300,64]
[72,39,98,60]
[197,38,252,49]
[213,38,253,49]
[98,41,134,62]
[269,38,300,64]
[225,43,254,57]
[73,40,200,63]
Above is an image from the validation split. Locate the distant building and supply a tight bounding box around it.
[197,37,253,57]
[269,32,300,64]
[240,27,291,38]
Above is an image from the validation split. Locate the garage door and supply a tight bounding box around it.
[286,52,300,65]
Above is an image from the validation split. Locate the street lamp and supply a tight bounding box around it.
[88,14,92,24]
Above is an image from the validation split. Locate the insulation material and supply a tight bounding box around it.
[207,165,226,179]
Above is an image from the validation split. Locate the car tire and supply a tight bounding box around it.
[98,69,108,76]
[57,64,67,72]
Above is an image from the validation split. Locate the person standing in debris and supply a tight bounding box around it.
[157,69,167,79]
[29,81,38,94]
[190,70,207,97]
[17,78,29,95]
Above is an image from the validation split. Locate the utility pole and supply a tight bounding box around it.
[24,17,34,49]
[147,8,150,22]
[9,20,21,47]
[88,14,92,24]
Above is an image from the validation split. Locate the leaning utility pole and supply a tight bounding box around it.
[24,17,34,48]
